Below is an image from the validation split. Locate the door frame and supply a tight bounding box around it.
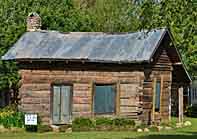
[50,83,73,125]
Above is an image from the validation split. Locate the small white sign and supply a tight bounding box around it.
[25,114,38,125]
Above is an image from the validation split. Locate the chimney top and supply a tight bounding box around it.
[27,12,41,32]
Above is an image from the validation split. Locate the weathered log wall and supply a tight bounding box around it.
[18,65,144,124]
[141,39,173,124]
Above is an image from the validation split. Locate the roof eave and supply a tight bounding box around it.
[148,28,168,62]
[9,58,150,64]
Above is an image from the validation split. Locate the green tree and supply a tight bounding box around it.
[0,0,75,93]
[137,0,197,76]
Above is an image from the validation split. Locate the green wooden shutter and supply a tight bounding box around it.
[61,86,71,123]
[94,85,115,114]
[52,86,61,124]
[155,82,161,112]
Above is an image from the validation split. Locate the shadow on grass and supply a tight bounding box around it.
[125,133,197,139]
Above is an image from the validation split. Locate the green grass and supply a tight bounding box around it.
[0,117,197,139]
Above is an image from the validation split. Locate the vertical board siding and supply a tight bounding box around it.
[116,81,120,115]
[152,78,156,122]
[61,86,72,124]
[52,86,61,124]
[178,87,184,123]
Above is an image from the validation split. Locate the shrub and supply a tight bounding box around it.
[72,117,135,131]
[185,105,197,117]
[112,118,135,127]
[72,117,95,131]
[95,117,113,131]
[95,117,113,126]
[0,105,24,128]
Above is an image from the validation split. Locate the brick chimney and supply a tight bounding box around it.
[27,12,41,31]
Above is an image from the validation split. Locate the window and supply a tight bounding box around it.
[94,84,116,114]
[155,81,161,112]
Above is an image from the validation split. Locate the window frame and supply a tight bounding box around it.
[93,83,117,115]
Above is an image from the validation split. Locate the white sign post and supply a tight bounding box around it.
[25,113,38,126]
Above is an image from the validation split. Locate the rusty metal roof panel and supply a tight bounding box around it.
[2,28,166,63]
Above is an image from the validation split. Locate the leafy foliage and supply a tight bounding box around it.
[112,118,135,127]
[0,105,24,128]
[95,117,113,126]
[72,117,95,131]
[185,105,197,118]
[137,0,197,76]
[0,0,75,93]
[72,117,135,131]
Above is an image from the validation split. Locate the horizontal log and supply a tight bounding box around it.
[120,98,139,106]
[120,106,138,113]
[21,83,50,91]
[73,91,91,97]
[72,104,91,112]
[21,91,50,98]
[73,96,92,104]
[74,83,90,88]
[72,112,92,117]
[22,98,41,104]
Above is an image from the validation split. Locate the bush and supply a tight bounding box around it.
[72,117,135,131]
[95,117,113,131]
[95,117,113,126]
[72,117,95,131]
[0,105,24,128]
[112,118,135,127]
[185,105,197,117]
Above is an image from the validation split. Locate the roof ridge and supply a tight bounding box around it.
[28,28,167,35]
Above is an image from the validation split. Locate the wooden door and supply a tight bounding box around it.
[52,85,72,124]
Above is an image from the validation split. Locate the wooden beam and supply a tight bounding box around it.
[178,87,184,123]
[116,81,120,116]
[90,81,94,117]
[160,75,163,114]
[173,62,182,65]
[152,78,157,123]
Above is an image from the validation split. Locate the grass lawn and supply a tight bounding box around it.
[0,117,197,139]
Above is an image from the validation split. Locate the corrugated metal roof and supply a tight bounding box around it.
[2,28,167,63]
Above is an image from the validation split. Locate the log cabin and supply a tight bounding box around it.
[2,13,191,125]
